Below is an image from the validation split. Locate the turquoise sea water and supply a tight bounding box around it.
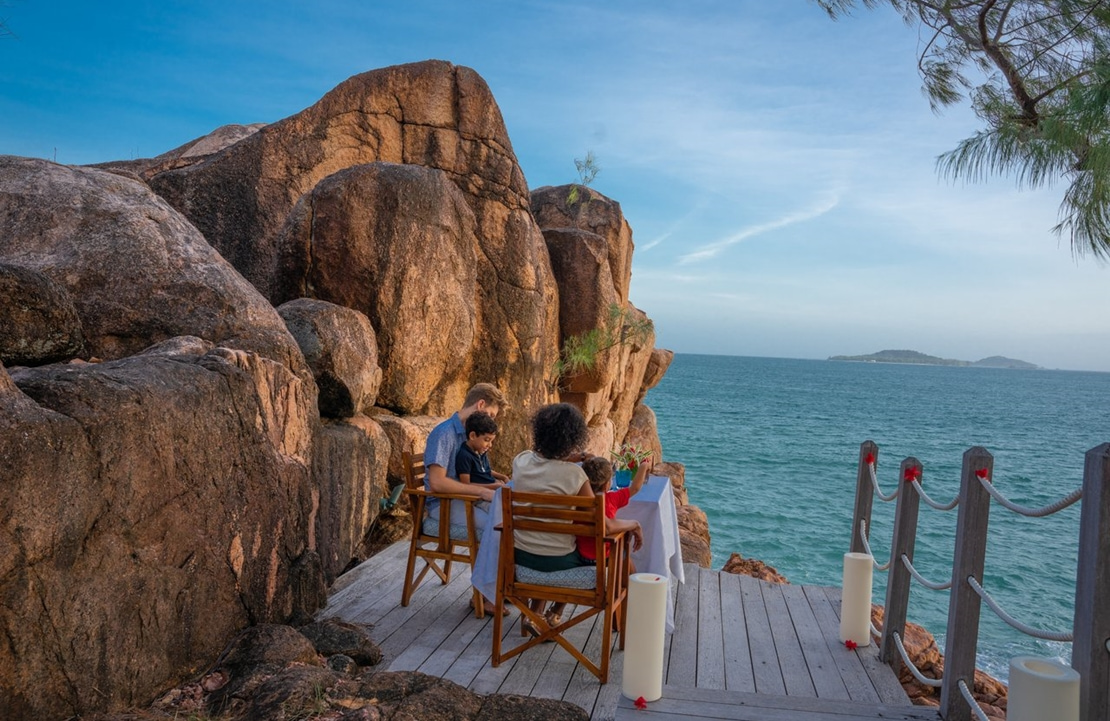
[645,354,1110,682]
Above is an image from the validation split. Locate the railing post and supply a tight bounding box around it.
[850,441,879,554]
[940,446,993,721]
[880,457,923,668]
[1074,443,1110,721]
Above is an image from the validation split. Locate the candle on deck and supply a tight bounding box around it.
[622,573,668,702]
[839,552,873,647]
[1007,656,1079,721]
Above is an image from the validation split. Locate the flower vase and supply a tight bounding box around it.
[614,469,633,489]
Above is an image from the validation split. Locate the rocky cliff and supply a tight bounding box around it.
[0,60,696,719]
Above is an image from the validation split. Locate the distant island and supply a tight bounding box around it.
[828,349,1041,369]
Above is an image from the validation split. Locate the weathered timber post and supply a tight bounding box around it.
[1074,443,1110,721]
[850,440,880,554]
[880,457,923,668]
[940,446,993,721]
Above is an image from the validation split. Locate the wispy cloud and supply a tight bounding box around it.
[678,191,841,264]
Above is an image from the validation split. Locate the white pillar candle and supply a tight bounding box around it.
[622,572,668,702]
[1007,656,1080,721]
[839,552,873,647]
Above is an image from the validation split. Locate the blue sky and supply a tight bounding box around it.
[3,1,1108,371]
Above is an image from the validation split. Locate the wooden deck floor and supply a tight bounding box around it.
[320,541,939,721]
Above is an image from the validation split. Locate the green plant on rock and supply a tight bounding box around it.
[553,303,654,384]
[566,150,600,227]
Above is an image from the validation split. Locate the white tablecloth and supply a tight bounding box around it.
[471,475,684,632]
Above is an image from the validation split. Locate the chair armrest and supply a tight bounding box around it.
[403,487,484,504]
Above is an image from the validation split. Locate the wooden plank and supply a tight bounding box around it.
[387,581,474,671]
[561,610,611,713]
[415,604,488,678]
[661,574,680,681]
[781,583,849,700]
[376,571,472,658]
[448,607,520,691]
[802,584,880,703]
[468,615,524,695]
[737,575,785,695]
[1074,443,1110,721]
[615,684,941,720]
[531,604,593,700]
[326,539,410,596]
[665,564,701,687]
[823,586,911,706]
[719,572,755,693]
[760,581,816,697]
[696,568,725,689]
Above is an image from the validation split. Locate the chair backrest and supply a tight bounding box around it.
[402,451,426,492]
[499,488,608,604]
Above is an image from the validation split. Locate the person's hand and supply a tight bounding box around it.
[629,522,643,552]
[478,486,495,502]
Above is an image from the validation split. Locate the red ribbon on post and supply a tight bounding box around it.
[864,453,875,465]
[903,467,921,483]
[974,468,989,480]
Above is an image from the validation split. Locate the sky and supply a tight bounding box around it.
[2,1,1108,371]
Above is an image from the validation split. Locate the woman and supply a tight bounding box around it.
[510,403,642,632]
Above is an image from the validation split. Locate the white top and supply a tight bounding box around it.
[509,450,588,556]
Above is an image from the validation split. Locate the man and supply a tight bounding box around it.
[423,382,507,528]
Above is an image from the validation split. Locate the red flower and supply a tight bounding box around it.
[634,696,648,710]
[845,639,858,650]
[975,468,989,480]
[903,467,921,482]
[864,453,875,465]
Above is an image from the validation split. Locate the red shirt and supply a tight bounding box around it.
[576,488,631,561]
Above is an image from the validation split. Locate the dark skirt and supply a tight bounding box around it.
[514,547,590,572]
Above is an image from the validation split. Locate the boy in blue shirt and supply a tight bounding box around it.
[455,411,509,487]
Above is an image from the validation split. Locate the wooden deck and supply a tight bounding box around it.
[320,541,939,721]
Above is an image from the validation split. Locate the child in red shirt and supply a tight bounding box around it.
[576,455,649,562]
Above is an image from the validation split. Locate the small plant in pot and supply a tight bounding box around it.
[610,443,651,489]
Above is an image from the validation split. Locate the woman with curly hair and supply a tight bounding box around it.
[510,403,642,634]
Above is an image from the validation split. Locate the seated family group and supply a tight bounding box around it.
[422,383,651,621]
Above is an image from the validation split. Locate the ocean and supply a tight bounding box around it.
[644,353,1110,682]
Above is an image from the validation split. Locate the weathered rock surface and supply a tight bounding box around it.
[0,156,304,370]
[313,415,391,583]
[148,62,561,465]
[93,123,267,180]
[0,263,85,365]
[0,347,317,719]
[721,553,789,584]
[278,298,382,418]
[299,618,382,667]
[676,503,713,568]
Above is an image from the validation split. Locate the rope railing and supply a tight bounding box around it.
[957,679,991,721]
[900,553,952,591]
[858,520,891,571]
[891,630,943,688]
[908,479,959,511]
[867,461,899,502]
[966,576,1074,642]
[978,475,1083,517]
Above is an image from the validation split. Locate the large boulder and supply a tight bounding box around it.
[0,156,305,371]
[93,123,267,180]
[0,344,318,719]
[148,61,560,461]
[531,184,634,305]
[278,298,382,418]
[0,262,85,365]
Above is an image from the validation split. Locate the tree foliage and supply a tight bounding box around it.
[816,0,1110,258]
[553,303,654,382]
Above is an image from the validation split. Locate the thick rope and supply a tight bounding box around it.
[892,631,943,687]
[909,479,959,511]
[978,476,1082,517]
[859,520,892,571]
[870,621,882,640]
[958,679,991,721]
[901,554,952,590]
[868,462,899,502]
[966,577,1074,642]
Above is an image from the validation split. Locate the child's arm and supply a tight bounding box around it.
[605,517,643,552]
[492,470,510,483]
[458,472,472,484]
[628,454,653,497]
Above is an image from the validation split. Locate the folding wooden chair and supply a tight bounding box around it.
[399,450,485,617]
[492,488,632,683]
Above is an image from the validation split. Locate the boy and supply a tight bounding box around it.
[454,411,509,487]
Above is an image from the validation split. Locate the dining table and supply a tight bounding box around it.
[471,474,685,632]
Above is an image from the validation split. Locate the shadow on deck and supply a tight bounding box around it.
[320,541,938,721]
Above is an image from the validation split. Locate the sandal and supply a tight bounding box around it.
[521,619,542,638]
[544,611,562,628]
